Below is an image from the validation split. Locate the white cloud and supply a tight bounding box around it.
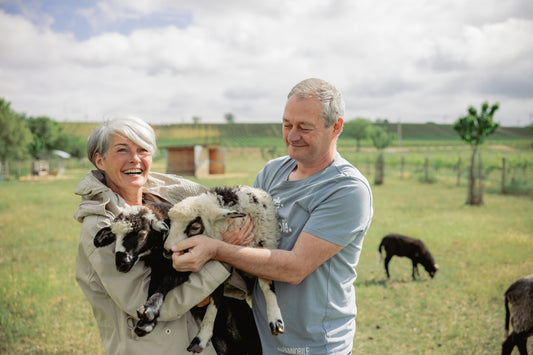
[0,0,532,126]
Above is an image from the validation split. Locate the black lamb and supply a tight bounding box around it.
[502,274,533,355]
[378,233,439,280]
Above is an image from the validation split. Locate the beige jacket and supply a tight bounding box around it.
[74,170,230,355]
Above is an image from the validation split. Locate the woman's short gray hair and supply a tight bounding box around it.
[87,116,157,167]
[287,78,345,127]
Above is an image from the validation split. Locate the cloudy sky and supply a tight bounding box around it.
[1,0,532,126]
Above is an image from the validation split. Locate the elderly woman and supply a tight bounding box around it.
[74,116,249,355]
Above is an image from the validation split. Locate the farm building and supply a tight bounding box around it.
[164,145,225,177]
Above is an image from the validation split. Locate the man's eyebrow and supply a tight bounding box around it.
[283,119,315,128]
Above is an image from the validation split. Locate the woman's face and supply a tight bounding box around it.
[94,133,152,198]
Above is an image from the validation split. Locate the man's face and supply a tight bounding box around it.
[282,96,339,165]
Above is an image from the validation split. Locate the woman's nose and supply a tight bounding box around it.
[130,152,141,162]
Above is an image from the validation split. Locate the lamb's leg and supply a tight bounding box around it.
[188,298,219,353]
[411,261,419,280]
[515,332,529,355]
[501,332,516,355]
[384,255,392,279]
[258,278,284,336]
[135,292,164,336]
[135,269,191,337]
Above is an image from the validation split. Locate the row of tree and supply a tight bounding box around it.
[0,98,86,176]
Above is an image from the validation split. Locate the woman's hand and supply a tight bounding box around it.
[221,214,254,246]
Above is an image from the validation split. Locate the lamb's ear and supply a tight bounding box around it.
[152,220,169,233]
[94,227,116,247]
[217,210,247,220]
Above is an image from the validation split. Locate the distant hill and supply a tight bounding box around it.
[60,122,533,148]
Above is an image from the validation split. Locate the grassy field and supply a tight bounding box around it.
[0,148,532,354]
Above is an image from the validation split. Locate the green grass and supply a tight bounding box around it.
[1,149,532,354]
[355,178,532,354]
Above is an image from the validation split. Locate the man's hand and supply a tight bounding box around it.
[171,235,219,272]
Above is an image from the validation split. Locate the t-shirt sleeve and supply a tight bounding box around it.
[303,179,372,247]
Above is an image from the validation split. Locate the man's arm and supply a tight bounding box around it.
[172,231,342,285]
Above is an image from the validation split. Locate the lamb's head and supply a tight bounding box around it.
[163,193,246,258]
[94,205,169,272]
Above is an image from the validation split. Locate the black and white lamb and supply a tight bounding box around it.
[93,201,189,336]
[502,274,533,355]
[163,185,284,353]
[93,201,261,354]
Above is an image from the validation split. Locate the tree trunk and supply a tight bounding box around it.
[467,146,483,205]
[477,149,483,204]
[456,157,461,187]
[501,158,506,194]
[374,151,384,185]
[424,157,429,183]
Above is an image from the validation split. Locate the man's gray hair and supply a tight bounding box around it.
[87,116,157,167]
[287,78,345,127]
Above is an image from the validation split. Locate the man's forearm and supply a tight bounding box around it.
[214,241,302,284]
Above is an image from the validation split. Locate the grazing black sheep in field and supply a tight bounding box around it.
[378,233,438,280]
[502,274,533,355]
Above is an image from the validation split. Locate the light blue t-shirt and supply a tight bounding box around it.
[252,153,373,355]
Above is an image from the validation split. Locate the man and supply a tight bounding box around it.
[172,78,373,354]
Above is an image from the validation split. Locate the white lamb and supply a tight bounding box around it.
[163,185,284,353]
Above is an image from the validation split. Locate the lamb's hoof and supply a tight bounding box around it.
[270,319,285,335]
[137,304,157,322]
[187,337,204,353]
[135,320,156,337]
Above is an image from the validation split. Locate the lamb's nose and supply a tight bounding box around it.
[116,252,135,272]
[163,249,173,259]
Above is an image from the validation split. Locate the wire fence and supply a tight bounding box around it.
[340,146,532,197]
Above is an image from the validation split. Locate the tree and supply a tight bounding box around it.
[27,116,64,158]
[343,118,371,151]
[453,102,500,205]
[54,134,87,159]
[369,125,393,185]
[0,99,32,178]
[224,113,235,124]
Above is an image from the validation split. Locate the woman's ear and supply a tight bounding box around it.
[94,152,105,170]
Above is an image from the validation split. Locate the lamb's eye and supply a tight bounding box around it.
[188,222,203,236]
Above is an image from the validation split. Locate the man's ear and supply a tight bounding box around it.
[333,117,344,135]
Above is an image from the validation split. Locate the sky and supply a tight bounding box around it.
[1,0,532,126]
